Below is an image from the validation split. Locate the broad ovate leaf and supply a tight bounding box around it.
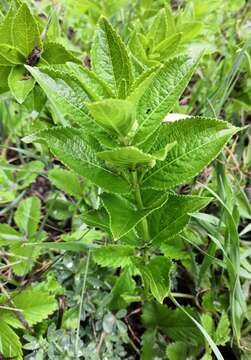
[9,242,41,276]
[24,127,130,194]
[91,17,133,98]
[142,117,238,190]
[142,302,203,345]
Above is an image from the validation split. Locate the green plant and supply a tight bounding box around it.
[0,285,58,359]
[21,16,242,358]
[0,196,46,276]
[0,1,80,102]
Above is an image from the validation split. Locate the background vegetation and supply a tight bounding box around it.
[0,0,251,359]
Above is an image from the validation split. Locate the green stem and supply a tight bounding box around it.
[131,170,150,299]
[131,170,150,243]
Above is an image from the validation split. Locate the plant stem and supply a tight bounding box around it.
[131,170,150,243]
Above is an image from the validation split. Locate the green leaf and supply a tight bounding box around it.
[109,268,136,310]
[166,341,190,360]
[0,1,20,45]
[152,33,182,59]
[61,228,104,243]
[151,195,212,245]
[201,314,214,338]
[101,193,162,240]
[0,66,11,91]
[0,321,22,359]
[16,160,44,189]
[0,44,25,65]
[128,66,159,105]
[0,224,23,245]
[12,3,42,57]
[83,209,110,231]
[93,245,135,268]
[147,8,168,45]
[25,65,91,127]
[9,242,41,276]
[97,146,157,168]
[87,99,135,138]
[170,295,224,360]
[8,65,35,103]
[1,287,57,327]
[139,256,172,303]
[48,168,82,197]
[14,196,41,237]
[142,302,203,345]
[142,117,238,190]
[133,55,200,146]
[214,312,230,346]
[128,31,149,67]
[25,127,130,194]
[42,42,81,64]
[66,62,115,100]
[141,329,158,360]
[91,17,133,97]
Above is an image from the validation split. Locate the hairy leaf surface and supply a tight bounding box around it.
[93,245,135,268]
[91,17,133,97]
[142,117,238,190]
[28,127,130,194]
[101,193,163,240]
[87,99,135,137]
[151,195,212,245]
[133,55,199,145]
[67,62,115,100]
[25,66,92,126]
